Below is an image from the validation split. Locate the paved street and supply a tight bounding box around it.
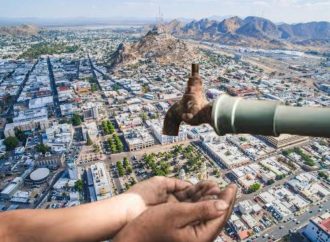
[253,198,330,242]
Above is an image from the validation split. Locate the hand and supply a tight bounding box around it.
[124,177,223,224]
[114,184,237,242]
[180,80,212,126]
[163,74,213,136]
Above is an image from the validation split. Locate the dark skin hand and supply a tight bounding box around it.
[163,72,213,136]
[125,177,224,222]
[114,184,237,242]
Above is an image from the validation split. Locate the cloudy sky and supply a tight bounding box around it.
[0,0,329,23]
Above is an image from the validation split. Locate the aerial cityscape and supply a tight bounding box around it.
[0,0,329,241]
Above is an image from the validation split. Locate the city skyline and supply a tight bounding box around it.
[0,0,329,24]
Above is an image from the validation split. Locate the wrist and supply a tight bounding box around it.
[116,193,146,226]
[205,102,214,126]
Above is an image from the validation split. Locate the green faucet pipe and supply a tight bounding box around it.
[212,94,330,138]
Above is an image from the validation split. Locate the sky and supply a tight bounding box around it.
[0,0,329,23]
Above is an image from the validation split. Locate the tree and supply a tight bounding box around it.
[239,137,247,142]
[140,112,148,122]
[116,161,125,177]
[102,120,115,135]
[4,137,19,151]
[36,143,51,154]
[111,144,118,153]
[276,174,286,180]
[15,128,27,143]
[267,179,275,185]
[112,84,120,91]
[72,113,82,126]
[318,171,328,179]
[126,166,133,175]
[75,180,84,192]
[86,133,93,146]
[225,151,232,156]
[123,157,129,169]
[248,183,261,193]
[91,84,98,92]
[109,123,115,134]
[113,134,124,152]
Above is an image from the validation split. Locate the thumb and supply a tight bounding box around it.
[174,200,229,227]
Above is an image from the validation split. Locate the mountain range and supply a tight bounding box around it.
[162,16,330,50]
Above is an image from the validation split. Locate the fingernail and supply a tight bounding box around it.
[215,200,229,211]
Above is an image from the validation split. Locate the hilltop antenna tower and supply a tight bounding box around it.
[157,5,164,25]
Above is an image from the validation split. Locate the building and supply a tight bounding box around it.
[43,123,74,153]
[34,154,65,168]
[4,107,49,137]
[201,133,251,169]
[124,128,155,151]
[319,83,330,94]
[67,163,78,180]
[29,168,50,184]
[29,96,53,109]
[304,213,330,242]
[115,113,143,131]
[0,177,24,199]
[148,119,188,145]
[82,122,99,142]
[90,162,112,201]
[257,134,309,149]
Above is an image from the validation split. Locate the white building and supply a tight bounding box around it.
[29,96,53,109]
[148,119,188,145]
[0,177,24,199]
[4,107,49,136]
[124,128,155,151]
[90,162,112,201]
[43,123,74,153]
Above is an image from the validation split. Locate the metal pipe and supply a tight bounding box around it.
[212,94,330,138]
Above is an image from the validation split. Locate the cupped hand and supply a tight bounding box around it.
[124,177,222,223]
[114,183,237,242]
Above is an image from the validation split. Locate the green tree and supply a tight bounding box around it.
[108,121,115,134]
[112,84,120,91]
[276,174,286,180]
[140,112,148,122]
[267,179,275,185]
[282,150,289,156]
[111,143,118,153]
[4,136,19,151]
[74,180,84,192]
[14,128,27,143]
[72,113,82,126]
[123,157,129,169]
[126,166,133,175]
[114,134,123,152]
[318,171,328,179]
[116,161,125,177]
[248,183,261,193]
[36,143,51,154]
[102,120,115,135]
[91,84,98,92]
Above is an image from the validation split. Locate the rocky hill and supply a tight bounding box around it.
[0,24,39,36]
[110,26,202,68]
[162,16,330,50]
